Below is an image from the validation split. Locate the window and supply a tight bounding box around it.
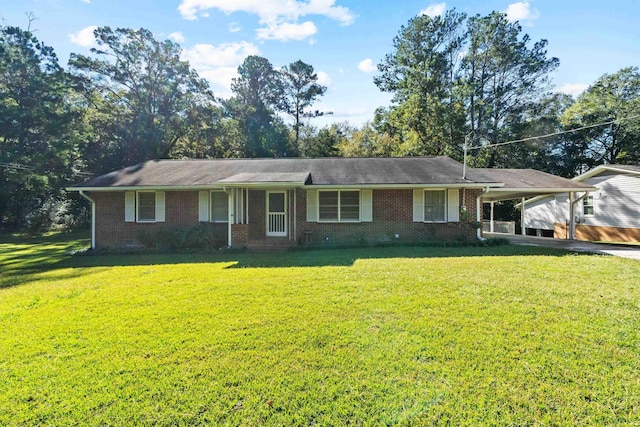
[137,192,156,222]
[318,190,360,222]
[424,190,446,222]
[583,195,594,216]
[211,191,229,222]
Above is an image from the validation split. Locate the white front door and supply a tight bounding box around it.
[266,191,287,237]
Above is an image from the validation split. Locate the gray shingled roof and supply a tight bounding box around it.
[68,157,595,200]
[70,156,499,188]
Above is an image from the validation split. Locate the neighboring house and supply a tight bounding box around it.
[68,156,592,250]
[522,165,640,242]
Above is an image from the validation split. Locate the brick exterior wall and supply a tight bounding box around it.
[231,224,249,245]
[292,188,480,245]
[92,191,225,249]
[92,188,481,248]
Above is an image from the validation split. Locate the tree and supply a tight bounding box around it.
[375,10,467,157]
[225,55,290,157]
[562,67,640,166]
[276,60,329,150]
[0,25,82,230]
[299,123,350,157]
[462,12,559,167]
[374,10,559,165]
[69,27,216,171]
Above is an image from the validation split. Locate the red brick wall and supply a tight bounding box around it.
[295,188,480,245]
[93,188,481,248]
[231,224,249,245]
[92,191,225,249]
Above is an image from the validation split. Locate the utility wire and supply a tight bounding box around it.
[0,162,95,178]
[467,114,640,151]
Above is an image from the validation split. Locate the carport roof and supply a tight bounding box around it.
[475,168,596,202]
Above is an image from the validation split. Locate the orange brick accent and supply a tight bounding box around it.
[577,224,640,242]
[554,222,640,243]
[554,222,568,239]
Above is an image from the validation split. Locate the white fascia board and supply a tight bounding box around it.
[575,165,640,181]
[66,185,229,192]
[68,182,505,191]
[307,183,503,190]
[515,186,598,206]
[493,186,598,193]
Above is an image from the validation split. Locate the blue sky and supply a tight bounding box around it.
[2,0,640,126]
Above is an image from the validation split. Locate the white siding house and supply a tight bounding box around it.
[522,165,640,242]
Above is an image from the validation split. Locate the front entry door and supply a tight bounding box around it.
[266,191,287,237]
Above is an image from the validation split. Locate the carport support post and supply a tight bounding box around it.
[490,202,495,233]
[568,191,575,240]
[520,197,526,236]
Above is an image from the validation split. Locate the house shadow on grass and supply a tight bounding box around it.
[1,236,595,290]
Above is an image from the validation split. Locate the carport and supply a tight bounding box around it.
[474,168,596,240]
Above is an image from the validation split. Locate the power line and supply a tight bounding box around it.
[0,162,95,178]
[467,114,640,151]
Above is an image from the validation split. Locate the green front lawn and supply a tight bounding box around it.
[1,234,639,425]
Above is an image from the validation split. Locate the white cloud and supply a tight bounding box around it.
[558,83,589,98]
[68,25,98,48]
[256,21,317,41]
[505,1,540,23]
[168,31,186,43]
[181,41,260,96]
[177,0,355,41]
[420,2,446,17]
[357,58,377,73]
[81,0,91,3]
[316,71,332,87]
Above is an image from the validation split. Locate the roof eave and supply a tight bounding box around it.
[68,182,504,192]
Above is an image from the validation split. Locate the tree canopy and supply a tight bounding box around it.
[0,15,638,231]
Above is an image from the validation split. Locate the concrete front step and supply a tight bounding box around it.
[246,238,297,252]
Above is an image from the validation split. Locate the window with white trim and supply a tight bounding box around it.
[424,189,446,222]
[583,195,594,216]
[210,191,229,222]
[318,190,360,222]
[137,192,156,222]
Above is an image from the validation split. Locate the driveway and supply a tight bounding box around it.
[484,233,640,260]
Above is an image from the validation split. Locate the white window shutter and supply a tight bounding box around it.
[306,190,318,222]
[155,191,165,222]
[413,189,424,222]
[361,190,373,222]
[447,189,459,222]
[125,191,135,222]
[198,191,209,222]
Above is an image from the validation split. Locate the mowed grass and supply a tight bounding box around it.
[1,234,640,425]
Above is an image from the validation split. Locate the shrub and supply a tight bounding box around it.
[138,224,225,251]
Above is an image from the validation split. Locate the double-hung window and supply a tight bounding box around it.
[137,192,156,222]
[424,189,446,222]
[210,191,229,222]
[318,190,360,222]
[583,195,594,216]
[125,191,164,223]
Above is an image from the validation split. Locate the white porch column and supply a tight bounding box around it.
[568,191,575,240]
[521,197,526,236]
[227,188,235,247]
[490,201,495,233]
